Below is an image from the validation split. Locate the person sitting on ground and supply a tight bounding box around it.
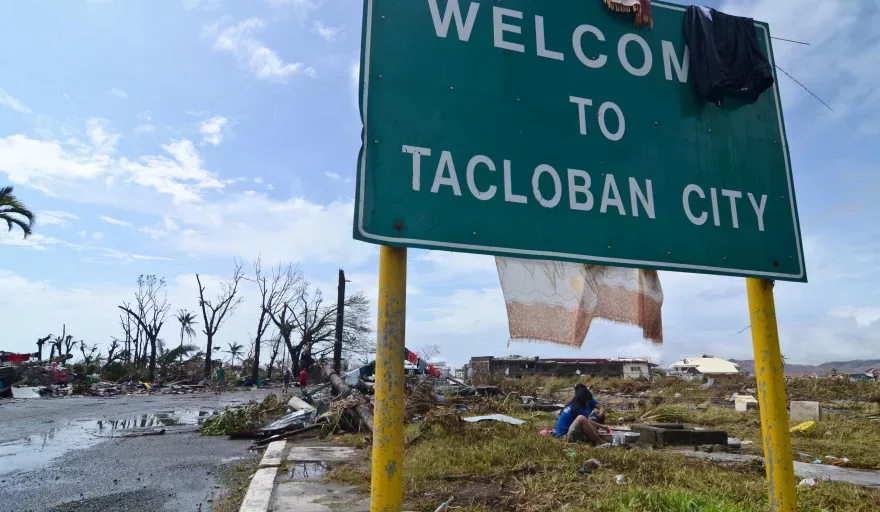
[555,385,609,445]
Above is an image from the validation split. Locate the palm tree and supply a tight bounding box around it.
[225,342,244,369]
[175,309,198,363]
[0,186,36,238]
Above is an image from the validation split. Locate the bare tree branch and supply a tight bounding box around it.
[198,260,245,379]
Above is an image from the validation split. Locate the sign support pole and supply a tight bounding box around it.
[746,278,797,511]
[370,245,407,512]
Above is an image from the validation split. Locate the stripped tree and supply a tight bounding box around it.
[119,275,170,381]
[268,281,371,374]
[197,260,244,380]
[251,257,303,384]
[35,334,51,361]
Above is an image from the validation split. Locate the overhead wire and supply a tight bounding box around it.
[774,65,835,112]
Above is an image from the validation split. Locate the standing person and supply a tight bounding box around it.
[215,365,225,394]
[282,368,291,394]
[298,368,308,397]
[555,385,609,445]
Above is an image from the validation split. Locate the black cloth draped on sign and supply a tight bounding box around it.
[683,6,774,105]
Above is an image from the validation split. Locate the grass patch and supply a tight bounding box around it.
[210,456,261,512]
[327,386,880,511]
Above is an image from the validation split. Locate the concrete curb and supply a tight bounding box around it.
[239,440,287,512]
[260,440,287,467]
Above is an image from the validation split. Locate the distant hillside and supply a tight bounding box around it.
[731,359,880,376]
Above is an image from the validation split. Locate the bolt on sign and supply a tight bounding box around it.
[354,0,807,282]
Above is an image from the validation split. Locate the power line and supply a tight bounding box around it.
[771,36,810,46]
[775,65,834,112]
[738,325,751,334]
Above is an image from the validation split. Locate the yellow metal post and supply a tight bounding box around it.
[747,278,797,511]
[371,245,407,512]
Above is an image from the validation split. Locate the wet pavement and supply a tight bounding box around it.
[0,389,273,511]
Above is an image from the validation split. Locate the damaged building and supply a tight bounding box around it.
[465,356,656,381]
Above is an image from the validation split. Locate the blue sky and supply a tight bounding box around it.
[0,0,877,368]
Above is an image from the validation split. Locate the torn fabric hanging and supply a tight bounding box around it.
[495,257,663,347]
[683,6,774,105]
[603,0,653,29]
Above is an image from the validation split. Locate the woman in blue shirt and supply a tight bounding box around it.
[554,385,608,445]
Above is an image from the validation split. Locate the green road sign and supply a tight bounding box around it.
[354,0,806,282]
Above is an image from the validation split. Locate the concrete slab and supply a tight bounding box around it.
[239,467,277,512]
[260,440,286,467]
[790,401,822,423]
[632,424,727,448]
[287,446,359,463]
[675,450,880,488]
[735,395,759,412]
[271,481,370,512]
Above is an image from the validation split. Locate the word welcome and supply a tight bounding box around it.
[426,0,690,144]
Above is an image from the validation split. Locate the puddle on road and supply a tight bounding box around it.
[0,409,215,476]
[94,409,214,431]
[286,462,329,481]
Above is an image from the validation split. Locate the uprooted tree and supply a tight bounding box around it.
[118,275,170,381]
[251,257,302,384]
[197,260,244,380]
[266,278,371,375]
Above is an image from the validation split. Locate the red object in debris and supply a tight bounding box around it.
[0,353,32,363]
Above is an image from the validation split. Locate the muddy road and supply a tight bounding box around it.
[0,389,273,511]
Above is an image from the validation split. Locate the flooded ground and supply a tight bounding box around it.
[0,389,273,511]
[0,408,216,475]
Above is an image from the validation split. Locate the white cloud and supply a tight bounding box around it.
[0,133,111,183]
[416,251,498,280]
[203,18,317,82]
[134,124,155,134]
[323,171,350,183]
[267,0,322,15]
[119,139,224,203]
[183,0,220,9]
[91,231,103,240]
[199,116,229,146]
[109,88,128,99]
[830,307,880,328]
[87,118,120,154]
[253,177,264,184]
[63,92,70,99]
[165,197,374,266]
[312,21,342,42]
[38,211,79,228]
[720,0,880,124]
[100,216,133,228]
[0,230,172,263]
[139,217,179,240]
[0,89,32,114]
[0,120,224,204]
[137,111,152,122]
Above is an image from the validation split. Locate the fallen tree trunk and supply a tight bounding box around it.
[323,365,374,433]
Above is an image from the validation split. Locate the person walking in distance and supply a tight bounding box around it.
[215,365,225,394]
[282,368,291,394]
[298,368,308,397]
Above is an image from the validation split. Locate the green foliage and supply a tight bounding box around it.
[200,393,289,435]
[0,185,36,238]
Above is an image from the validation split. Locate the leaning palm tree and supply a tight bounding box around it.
[175,309,198,363]
[225,342,244,369]
[0,186,36,238]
